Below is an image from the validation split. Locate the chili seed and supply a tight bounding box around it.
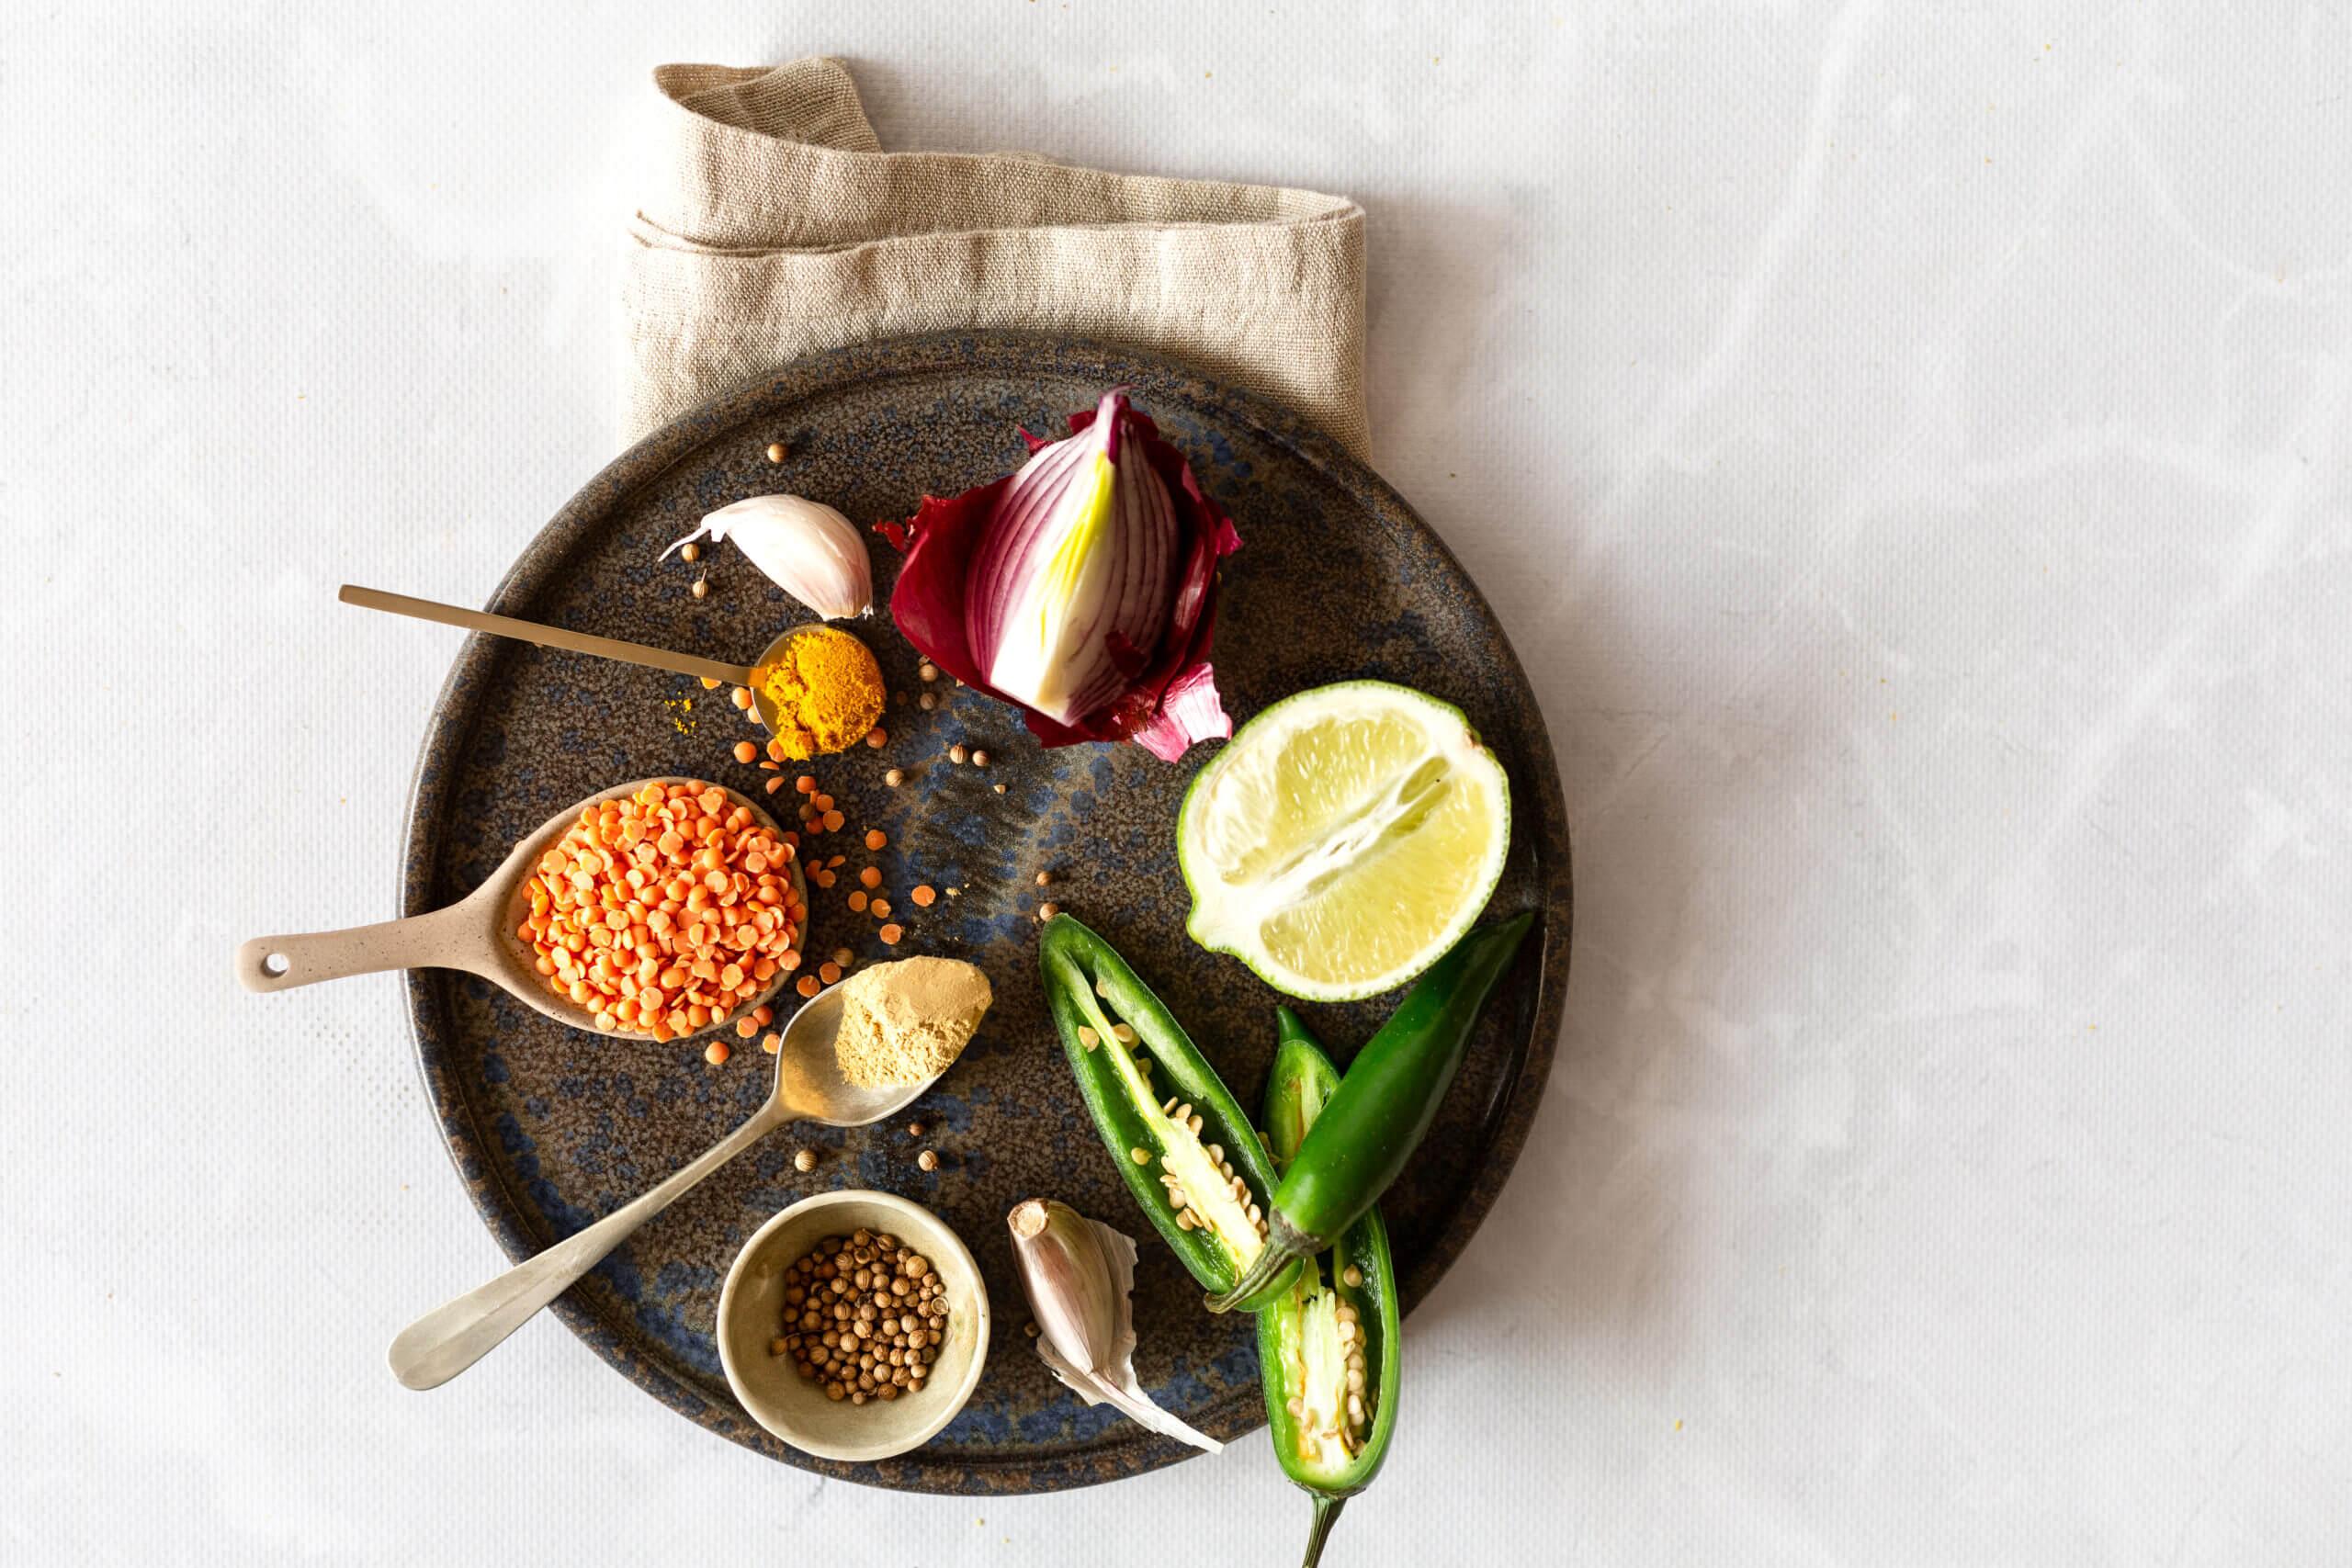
[1343,1264,1364,1288]
[1130,1146,1150,1165]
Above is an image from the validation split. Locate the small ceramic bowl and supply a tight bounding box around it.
[716,1190,990,1462]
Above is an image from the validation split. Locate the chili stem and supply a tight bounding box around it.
[1301,1495,1348,1568]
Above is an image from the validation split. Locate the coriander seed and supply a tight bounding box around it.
[917,1149,939,1172]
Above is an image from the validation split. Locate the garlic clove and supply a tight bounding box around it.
[663,494,872,620]
[1006,1198,1223,1452]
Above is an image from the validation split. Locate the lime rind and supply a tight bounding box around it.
[1177,681,1511,1002]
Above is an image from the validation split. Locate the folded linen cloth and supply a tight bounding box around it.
[621,58,1369,457]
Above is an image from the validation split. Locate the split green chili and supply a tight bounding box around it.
[1208,911,1535,1313]
[1259,1008,1400,1568]
[1038,914,1300,1312]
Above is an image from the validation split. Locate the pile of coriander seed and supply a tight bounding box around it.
[770,1227,949,1404]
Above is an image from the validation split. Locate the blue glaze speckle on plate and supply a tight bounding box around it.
[401,333,1570,1494]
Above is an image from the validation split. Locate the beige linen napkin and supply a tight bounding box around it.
[621,58,1369,457]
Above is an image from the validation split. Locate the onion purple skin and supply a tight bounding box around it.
[876,395,1241,761]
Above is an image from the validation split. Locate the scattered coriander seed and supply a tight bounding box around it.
[1035,871,1052,886]
[1037,901,1061,921]
[919,693,936,711]
[765,441,787,464]
[865,728,888,749]
[794,1147,817,1172]
[832,947,854,968]
[917,1149,940,1172]
[920,663,939,683]
[907,1121,926,1138]
[885,768,905,786]
[970,750,989,768]
[691,578,709,599]
[680,542,701,564]
[945,886,961,898]
[1024,1320,1040,1338]
[948,744,968,764]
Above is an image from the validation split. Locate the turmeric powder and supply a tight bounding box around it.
[754,626,886,760]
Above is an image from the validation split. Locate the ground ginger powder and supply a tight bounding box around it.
[833,957,993,1088]
[756,626,886,760]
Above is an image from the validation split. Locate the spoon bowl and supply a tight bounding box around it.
[387,980,949,1391]
[235,777,808,1043]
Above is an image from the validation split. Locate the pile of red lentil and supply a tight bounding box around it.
[517,781,803,1043]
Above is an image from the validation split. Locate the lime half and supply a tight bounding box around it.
[1177,681,1511,1001]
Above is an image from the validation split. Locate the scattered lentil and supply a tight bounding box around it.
[732,686,755,711]
[763,1032,783,1055]
[879,923,904,945]
[859,867,882,889]
[848,890,869,913]
[765,777,786,794]
[870,898,892,919]
[699,676,721,691]
[819,961,843,985]
[822,809,845,832]
[910,885,937,908]
[705,1041,730,1065]
[732,740,758,764]
[865,828,888,851]
[865,728,888,749]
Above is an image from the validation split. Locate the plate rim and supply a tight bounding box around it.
[397,330,1573,1493]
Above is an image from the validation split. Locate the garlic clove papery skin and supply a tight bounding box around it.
[662,494,873,619]
[1008,1198,1121,1375]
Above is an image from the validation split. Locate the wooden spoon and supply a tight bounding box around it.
[233,777,808,1043]
[337,584,830,739]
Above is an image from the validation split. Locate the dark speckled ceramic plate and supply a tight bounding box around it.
[401,333,1570,1494]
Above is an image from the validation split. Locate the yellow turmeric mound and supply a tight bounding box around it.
[755,626,886,760]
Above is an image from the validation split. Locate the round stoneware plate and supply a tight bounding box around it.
[401,332,1570,1493]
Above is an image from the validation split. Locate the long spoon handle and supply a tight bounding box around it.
[340,584,750,689]
[233,901,483,993]
[388,1100,786,1391]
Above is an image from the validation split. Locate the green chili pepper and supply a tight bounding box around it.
[1260,1009,1400,1568]
[1038,915,1300,1312]
[1207,911,1534,1313]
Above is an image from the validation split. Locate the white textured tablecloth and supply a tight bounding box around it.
[5,4,2348,1564]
